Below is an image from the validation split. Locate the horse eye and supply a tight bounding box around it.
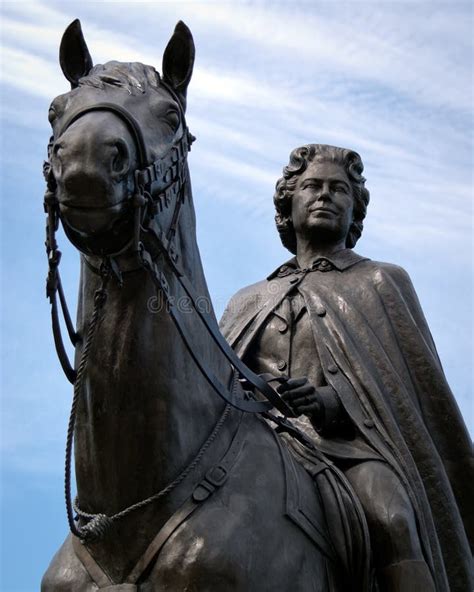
[48,94,69,124]
[165,110,180,130]
[48,107,57,123]
[52,142,63,157]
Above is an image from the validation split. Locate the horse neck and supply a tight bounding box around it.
[74,182,229,516]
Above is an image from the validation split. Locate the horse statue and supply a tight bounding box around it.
[41,20,369,591]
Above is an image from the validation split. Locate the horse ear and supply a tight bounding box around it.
[60,19,93,89]
[162,21,195,98]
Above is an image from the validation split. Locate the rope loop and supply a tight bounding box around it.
[79,514,114,543]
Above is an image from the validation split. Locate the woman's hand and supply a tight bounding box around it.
[276,376,322,417]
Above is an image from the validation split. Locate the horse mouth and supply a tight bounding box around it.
[59,198,131,238]
[59,198,129,211]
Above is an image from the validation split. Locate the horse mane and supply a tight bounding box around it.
[78,61,161,94]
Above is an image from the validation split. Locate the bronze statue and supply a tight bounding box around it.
[41,20,375,592]
[220,144,474,591]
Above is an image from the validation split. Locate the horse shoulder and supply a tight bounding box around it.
[147,419,329,591]
[41,535,96,592]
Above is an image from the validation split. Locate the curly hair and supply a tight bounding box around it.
[274,144,370,253]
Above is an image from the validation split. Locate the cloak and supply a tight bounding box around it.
[220,250,473,592]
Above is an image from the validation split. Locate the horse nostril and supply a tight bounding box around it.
[112,139,130,177]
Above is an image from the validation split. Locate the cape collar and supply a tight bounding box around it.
[267,249,368,280]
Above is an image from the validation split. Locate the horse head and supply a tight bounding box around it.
[46,19,195,258]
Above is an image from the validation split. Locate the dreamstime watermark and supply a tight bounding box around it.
[147,293,213,314]
[146,281,289,316]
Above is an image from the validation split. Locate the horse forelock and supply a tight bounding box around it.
[78,61,161,94]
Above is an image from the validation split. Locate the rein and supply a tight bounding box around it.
[43,85,294,541]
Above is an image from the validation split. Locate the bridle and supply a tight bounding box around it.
[43,83,193,380]
[43,80,295,541]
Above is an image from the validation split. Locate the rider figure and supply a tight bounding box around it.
[220,144,473,592]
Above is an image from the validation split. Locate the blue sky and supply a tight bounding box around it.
[1,2,472,590]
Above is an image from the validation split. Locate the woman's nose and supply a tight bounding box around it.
[316,183,331,200]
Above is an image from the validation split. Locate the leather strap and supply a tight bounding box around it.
[57,102,149,168]
[72,535,114,587]
[140,242,295,417]
[140,248,289,414]
[46,246,77,384]
[50,286,77,384]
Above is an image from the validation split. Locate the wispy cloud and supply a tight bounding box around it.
[1,46,65,100]
[181,2,473,113]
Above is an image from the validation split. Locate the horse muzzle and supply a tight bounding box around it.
[56,179,136,256]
